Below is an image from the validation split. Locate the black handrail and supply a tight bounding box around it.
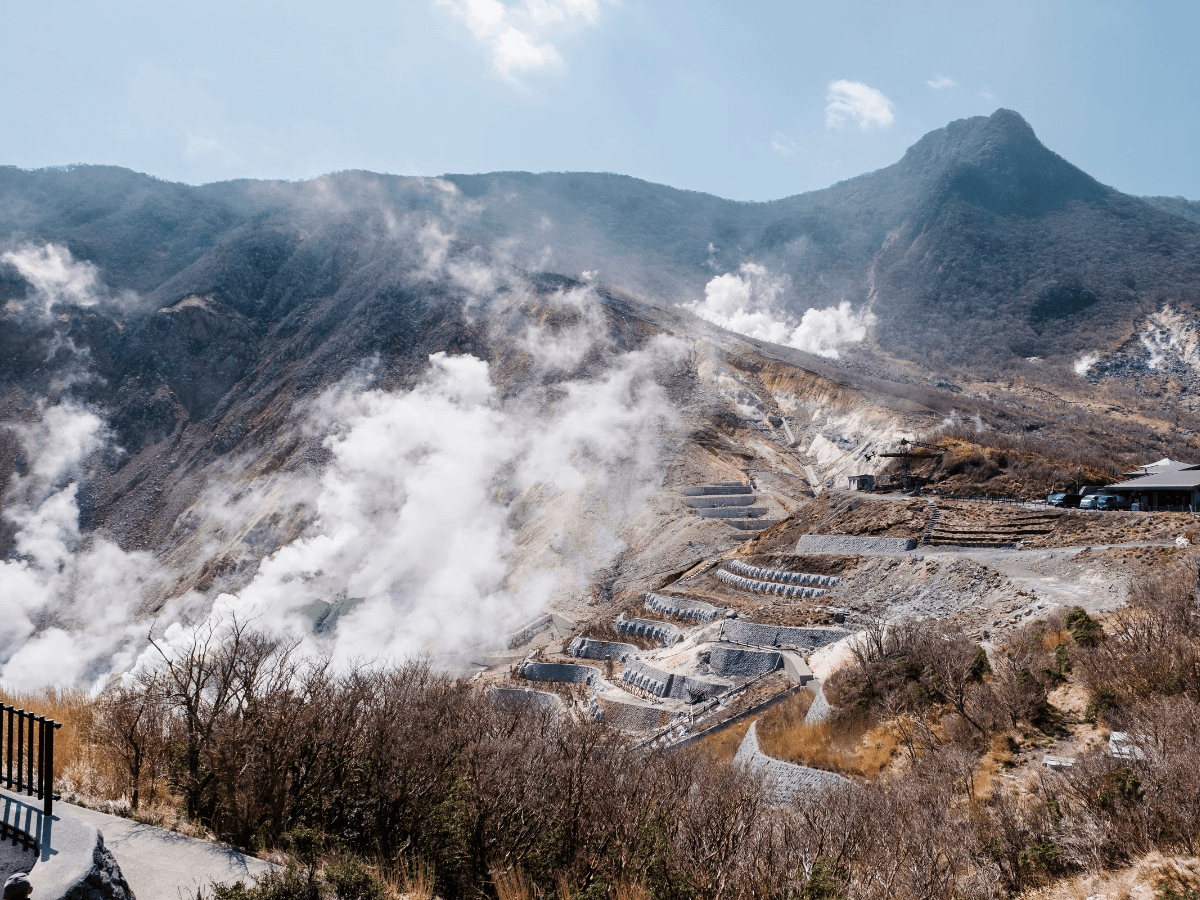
[1,703,61,815]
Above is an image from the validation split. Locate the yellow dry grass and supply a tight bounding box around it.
[756,691,897,778]
[0,685,115,795]
[1020,852,1200,900]
[693,717,754,764]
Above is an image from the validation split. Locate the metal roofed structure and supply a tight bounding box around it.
[1106,461,1200,511]
[1119,458,1197,479]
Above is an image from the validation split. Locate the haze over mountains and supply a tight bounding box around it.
[3,108,1199,689]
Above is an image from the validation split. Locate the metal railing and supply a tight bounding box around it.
[1,703,61,815]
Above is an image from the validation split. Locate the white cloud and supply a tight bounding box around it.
[926,75,957,90]
[770,138,799,157]
[682,263,874,359]
[436,0,600,80]
[825,79,895,130]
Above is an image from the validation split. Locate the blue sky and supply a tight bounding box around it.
[3,0,1197,201]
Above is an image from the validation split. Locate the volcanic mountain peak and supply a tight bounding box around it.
[894,108,1111,216]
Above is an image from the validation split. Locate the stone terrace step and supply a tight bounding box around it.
[680,484,753,496]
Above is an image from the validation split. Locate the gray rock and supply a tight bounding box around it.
[4,873,31,900]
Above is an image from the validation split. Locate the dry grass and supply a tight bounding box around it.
[756,691,898,778]
[0,685,112,794]
[693,717,754,764]
[380,856,435,900]
[1020,852,1200,900]
[493,868,533,900]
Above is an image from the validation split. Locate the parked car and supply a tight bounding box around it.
[1079,494,1099,509]
[1092,492,1131,511]
[1047,491,1068,506]
[1059,493,1083,508]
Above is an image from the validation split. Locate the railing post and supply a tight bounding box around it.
[5,705,11,790]
[36,717,45,802]
[26,712,35,796]
[16,710,24,795]
[44,724,56,816]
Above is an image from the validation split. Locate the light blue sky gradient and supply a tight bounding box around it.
[3,0,1195,201]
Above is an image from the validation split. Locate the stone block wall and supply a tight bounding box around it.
[721,620,848,651]
[645,592,723,622]
[622,659,675,697]
[616,615,681,646]
[568,636,639,662]
[794,535,917,553]
[715,569,827,598]
[519,662,600,685]
[709,645,782,678]
[727,559,840,587]
[666,674,730,703]
[734,721,849,803]
[491,687,566,712]
[597,699,673,732]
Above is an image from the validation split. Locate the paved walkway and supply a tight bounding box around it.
[61,802,272,900]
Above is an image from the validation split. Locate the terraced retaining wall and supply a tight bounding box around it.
[616,615,681,645]
[726,559,839,587]
[715,569,827,598]
[680,484,751,496]
[721,620,849,651]
[733,721,849,803]
[696,506,767,518]
[491,688,565,712]
[568,637,639,662]
[623,659,675,697]
[709,645,782,678]
[794,535,917,553]
[666,674,730,703]
[682,495,757,508]
[597,699,673,732]
[645,592,724,621]
[519,662,600,685]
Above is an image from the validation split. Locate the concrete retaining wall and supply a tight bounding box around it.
[696,506,767,518]
[519,662,600,685]
[680,484,751,496]
[666,674,730,703]
[715,569,827,598]
[622,659,675,697]
[710,645,782,678]
[568,637,639,662]
[645,592,723,622]
[0,788,133,900]
[726,559,840,587]
[721,620,849,651]
[734,721,849,803]
[597,699,673,732]
[491,687,566,712]
[682,495,756,508]
[616,615,681,646]
[794,535,917,553]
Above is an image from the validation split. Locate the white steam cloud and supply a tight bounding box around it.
[1074,352,1100,376]
[2,243,102,316]
[140,285,683,672]
[825,80,895,130]
[682,263,873,359]
[0,403,167,692]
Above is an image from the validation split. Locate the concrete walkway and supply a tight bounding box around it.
[61,802,272,900]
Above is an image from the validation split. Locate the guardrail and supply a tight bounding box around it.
[2,703,61,816]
